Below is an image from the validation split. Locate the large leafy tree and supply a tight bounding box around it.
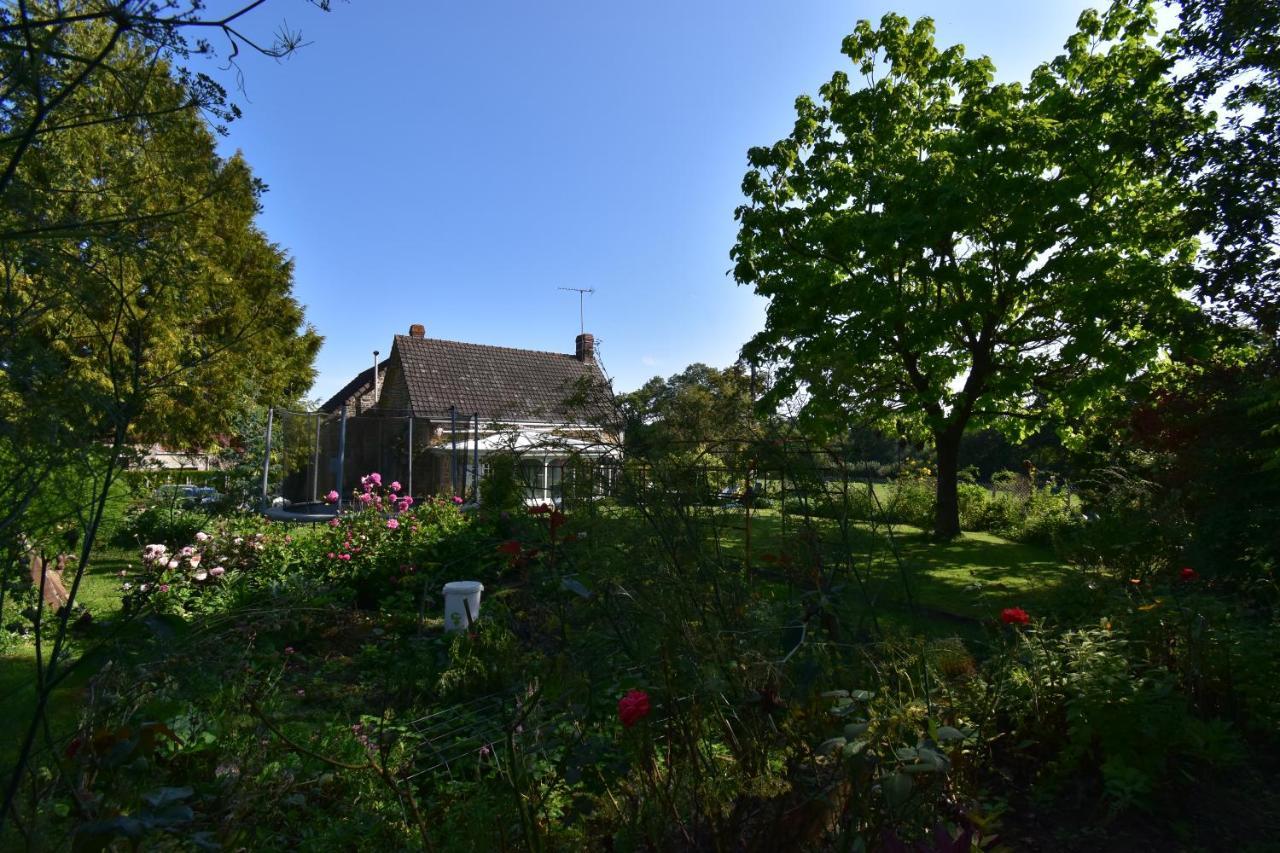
[621,362,761,457]
[0,25,319,821]
[0,0,330,543]
[1176,0,1280,340]
[1,26,319,528]
[733,2,1203,537]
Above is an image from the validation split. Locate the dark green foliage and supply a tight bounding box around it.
[990,621,1245,814]
[478,452,527,516]
[112,504,208,551]
[1177,0,1280,338]
[1072,353,1280,581]
[619,362,762,458]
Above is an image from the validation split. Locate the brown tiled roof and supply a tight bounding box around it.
[319,358,388,414]
[391,335,612,423]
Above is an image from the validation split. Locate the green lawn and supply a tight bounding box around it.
[673,507,1088,637]
[0,544,132,770]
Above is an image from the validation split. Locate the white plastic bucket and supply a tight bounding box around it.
[442,580,484,632]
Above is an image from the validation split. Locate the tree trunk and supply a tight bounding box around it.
[933,428,962,539]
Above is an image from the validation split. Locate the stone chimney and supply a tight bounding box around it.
[408,323,425,338]
[575,332,595,362]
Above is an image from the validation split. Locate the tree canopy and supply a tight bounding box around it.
[0,25,319,542]
[620,362,761,459]
[1176,0,1280,341]
[732,2,1204,536]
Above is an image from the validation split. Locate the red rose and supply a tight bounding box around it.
[1000,607,1030,625]
[497,540,522,556]
[549,510,567,532]
[617,689,652,728]
[1179,566,1198,581]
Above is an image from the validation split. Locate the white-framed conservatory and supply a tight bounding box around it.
[469,427,620,506]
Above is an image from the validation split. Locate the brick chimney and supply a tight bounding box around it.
[575,332,595,362]
[408,323,425,338]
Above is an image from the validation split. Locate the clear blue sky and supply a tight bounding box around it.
[209,0,1100,403]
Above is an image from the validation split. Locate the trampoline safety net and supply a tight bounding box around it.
[262,409,482,508]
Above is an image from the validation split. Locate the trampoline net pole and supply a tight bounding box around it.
[312,413,321,503]
[337,407,347,508]
[260,407,274,511]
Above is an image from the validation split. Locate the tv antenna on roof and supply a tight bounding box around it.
[558,287,595,335]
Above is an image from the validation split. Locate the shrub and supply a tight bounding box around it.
[882,478,935,528]
[112,502,208,550]
[315,474,475,606]
[988,615,1246,814]
[479,452,526,515]
[1018,485,1082,549]
[1055,468,1186,579]
[121,519,274,616]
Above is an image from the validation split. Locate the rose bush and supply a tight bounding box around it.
[123,521,271,616]
[313,474,478,605]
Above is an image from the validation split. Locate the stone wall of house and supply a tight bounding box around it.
[348,379,381,416]
[378,355,412,413]
[328,369,384,417]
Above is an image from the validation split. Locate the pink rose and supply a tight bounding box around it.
[325,490,340,504]
[386,518,399,530]
[390,481,402,492]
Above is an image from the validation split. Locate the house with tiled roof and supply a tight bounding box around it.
[325,323,618,503]
[319,357,387,417]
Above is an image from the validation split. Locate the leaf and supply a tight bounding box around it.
[843,721,870,738]
[883,772,914,809]
[72,816,146,852]
[818,737,847,755]
[559,577,593,598]
[138,803,195,828]
[843,739,869,758]
[935,725,966,742]
[142,786,193,808]
[142,613,188,642]
[190,832,222,851]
